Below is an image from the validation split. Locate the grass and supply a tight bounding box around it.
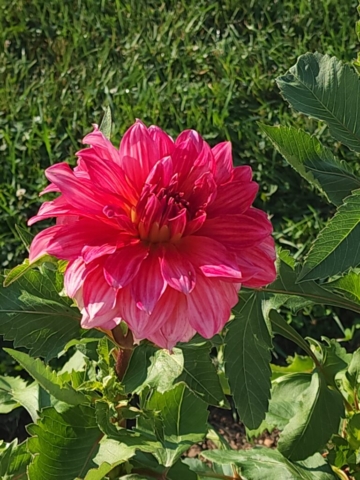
[0,0,359,267]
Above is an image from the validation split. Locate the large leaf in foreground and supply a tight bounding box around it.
[260,125,360,205]
[278,371,344,461]
[139,384,208,467]
[202,449,336,480]
[277,52,360,153]
[0,268,81,361]
[298,190,360,282]
[27,405,102,480]
[224,293,272,429]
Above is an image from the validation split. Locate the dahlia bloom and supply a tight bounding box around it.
[28,120,276,349]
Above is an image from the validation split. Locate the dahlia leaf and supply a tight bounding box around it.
[138,384,208,467]
[99,106,112,139]
[327,271,360,304]
[224,293,272,430]
[264,257,360,314]
[183,457,235,480]
[0,375,40,422]
[0,439,31,479]
[123,343,226,407]
[277,52,360,152]
[201,449,336,480]
[27,405,103,480]
[298,190,360,282]
[277,371,344,461]
[260,124,360,206]
[0,268,82,361]
[3,255,56,287]
[4,348,88,406]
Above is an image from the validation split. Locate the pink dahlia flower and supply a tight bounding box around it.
[28,120,276,349]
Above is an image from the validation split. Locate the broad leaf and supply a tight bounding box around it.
[202,449,336,480]
[277,52,360,153]
[0,440,31,479]
[123,343,226,407]
[183,457,235,480]
[278,371,344,461]
[0,375,40,421]
[138,384,208,466]
[5,348,88,406]
[270,354,314,380]
[27,405,102,480]
[348,348,360,386]
[260,125,360,205]
[224,293,272,429]
[298,190,360,282]
[0,268,81,361]
[328,271,360,304]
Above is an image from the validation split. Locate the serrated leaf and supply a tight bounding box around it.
[4,348,87,406]
[327,271,360,304]
[202,449,336,480]
[27,405,102,480]
[278,371,344,461]
[277,52,360,152]
[0,268,82,361]
[15,223,34,251]
[271,354,314,380]
[138,384,208,467]
[0,440,31,479]
[183,457,235,480]
[260,125,360,205]
[348,348,360,386]
[99,107,112,139]
[123,343,226,407]
[224,293,272,429]
[298,190,360,281]
[347,413,360,449]
[0,375,40,422]
[3,255,56,287]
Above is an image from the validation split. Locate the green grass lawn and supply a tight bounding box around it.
[0,0,359,267]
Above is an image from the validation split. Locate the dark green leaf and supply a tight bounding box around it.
[0,440,31,479]
[298,190,360,282]
[139,384,208,466]
[0,268,82,361]
[347,348,360,386]
[260,125,360,205]
[27,405,102,480]
[224,293,272,429]
[122,343,157,393]
[277,52,360,153]
[5,348,88,406]
[202,449,336,480]
[183,457,235,480]
[278,371,344,461]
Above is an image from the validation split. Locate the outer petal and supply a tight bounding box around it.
[64,258,96,298]
[187,276,240,338]
[146,290,195,349]
[212,142,233,184]
[82,266,117,318]
[237,236,277,287]
[29,225,63,262]
[130,252,166,314]
[207,181,258,217]
[196,209,273,249]
[148,126,175,158]
[82,125,122,165]
[81,308,121,330]
[160,245,196,294]
[103,242,149,288]
[28,196,80,226]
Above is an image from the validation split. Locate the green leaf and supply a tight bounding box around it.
[0,268,82,361]
[27,405,102,480]
[277,52,360,153]
[271,354,314,380]
[99,106,112,139]
[0,440,31,479]
[139,384,208,467]
[260,125,360,205]
[278,371,344,461]
[3,255,57,287]
[183,457,235,480]
[224,293,272,429]
[298,190,360,282]
[347,413,360,449]
[4,348,88,406]
[0,375,40,422]
[327,271,360,304]
[123,343,226,407]
[263,258,360,315]
[347,348,360,386]
[202,449,336,480]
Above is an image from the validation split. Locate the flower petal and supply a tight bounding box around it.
[148,125,175,158]
[237,236,277,287]
[212,142,233,184]
[29,225,63,262]
[82,266,117,318]
[160,245,196,294]
[103,242,149,288]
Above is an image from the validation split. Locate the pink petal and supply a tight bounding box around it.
[81,125,122,165]
[81,308,121,330]
[148,126,175,158]
[130,252,166,314]
[237,236,277,287]
[146,291,195,349]
[119,120,159,182]
[179,236,241,281]
[160,245,196,294]
[29,225,63,262]
[28,196,79,226]
[103,242,149,288]
[212,142,233,184]
[196,209,273,249]
[83,266,117,317]
[232,165,253,183]
[207,181,258,217]
[64,258,97,298]
[187,276,240,338]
